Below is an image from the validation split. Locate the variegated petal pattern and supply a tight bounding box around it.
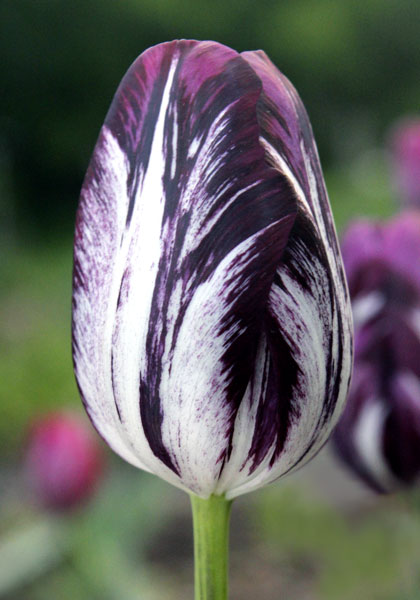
[72,41,353,498]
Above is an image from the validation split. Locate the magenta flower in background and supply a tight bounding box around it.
[389,118,420,208]
[71,40,353,500]
[26,412,104,510]
[333,212,420,492]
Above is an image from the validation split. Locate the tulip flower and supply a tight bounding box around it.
[26,412,104,510]
[72,40,352,599]
[333,212,420,492]
[389,118,420,208]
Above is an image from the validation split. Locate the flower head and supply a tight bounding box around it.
[389,118,420,208]
[25,412,104,510]
[72,40,352,499]
[333,212,420,491]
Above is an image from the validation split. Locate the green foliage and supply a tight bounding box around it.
[257,485,420,599]
[326,149,395,231]
[0,243,77,452]
[0,468,172,600]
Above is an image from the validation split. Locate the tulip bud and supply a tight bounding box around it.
[389,118,420,208]
[25,412,104,510]
[72,40,352,499]
[333,212,420,491]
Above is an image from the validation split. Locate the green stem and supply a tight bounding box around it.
[190,494,233,600]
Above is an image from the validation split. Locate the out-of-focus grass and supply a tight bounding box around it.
[0,461,177,600]
[327,149,395,231]
[0,241,77,453]
[256,485,420,600]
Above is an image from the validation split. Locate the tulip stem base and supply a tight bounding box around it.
[190,494,232,600]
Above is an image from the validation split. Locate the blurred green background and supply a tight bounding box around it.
[1,1,419,598]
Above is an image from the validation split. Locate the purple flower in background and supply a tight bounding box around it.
[333,212,420,492]
[72,40,352,499]
[389,118,420,207]
[26,412,104,510]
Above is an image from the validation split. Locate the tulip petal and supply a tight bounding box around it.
[341,213,420,297]
[223,52,353,497]
[340,220,384,293]
[224,215,352,497]
[385,371,420,483]
[382,212,420,295]
[333,364,406,493]
[73,41,298,495]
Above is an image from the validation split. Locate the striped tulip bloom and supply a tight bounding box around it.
[72,40,352,499]
[333,212,420,492]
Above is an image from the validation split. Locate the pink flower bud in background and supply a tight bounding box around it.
[25,412,104,511]
[333,212,420,492]
[389,118,420,208]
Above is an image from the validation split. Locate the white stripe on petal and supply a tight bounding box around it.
[353,400,399,492]
[158,221,288,496]
[352,292,385,329]
[260,138,313,218]
[73,131,147,469]
[111,58,177,423]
